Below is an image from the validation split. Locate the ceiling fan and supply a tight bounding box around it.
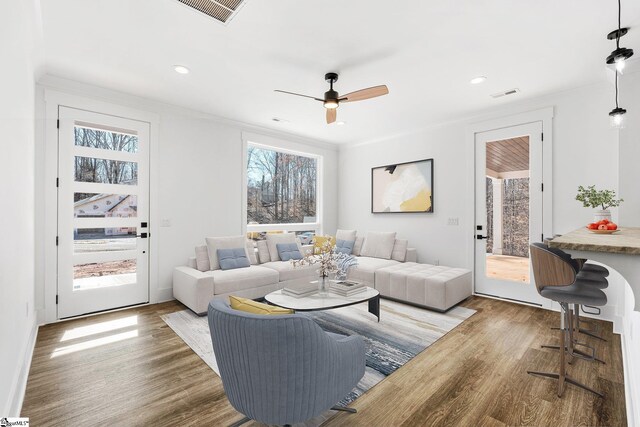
[275,72,389,124]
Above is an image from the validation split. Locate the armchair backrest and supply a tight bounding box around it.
[207,299,354,425]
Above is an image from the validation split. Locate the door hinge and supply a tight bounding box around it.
[56,177,59,188]
[56,236,59,246]
[57,119,60,129]
[56,295,59,304]
[542,233,544,241]
[541,183,544,192]
[541,132,544,141]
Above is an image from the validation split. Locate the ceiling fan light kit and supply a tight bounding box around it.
[605,0,633,128]
[275,72,389,124]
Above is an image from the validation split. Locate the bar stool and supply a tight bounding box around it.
[528,243,606,397]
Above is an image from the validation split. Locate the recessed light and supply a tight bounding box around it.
[272,117,290,123]
[470,76,487,85]
[335,121,346,126]
[173,65,190,74]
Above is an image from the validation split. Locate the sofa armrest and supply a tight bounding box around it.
[173,266,214,315]
[187,256,197,269]
[406,248,417,263]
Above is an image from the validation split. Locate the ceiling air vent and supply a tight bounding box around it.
[490,88,520,99]
[176,0,247,24]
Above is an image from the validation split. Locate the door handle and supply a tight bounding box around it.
[476,235,488,240]
[136,232,148,239]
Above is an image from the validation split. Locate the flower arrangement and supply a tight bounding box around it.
[292,240,357,280]
[575,185,623,210]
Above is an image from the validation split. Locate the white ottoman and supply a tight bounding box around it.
[374,262,472,311]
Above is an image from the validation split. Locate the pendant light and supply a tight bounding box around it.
[606,0,633,73]
[609,73,626,129]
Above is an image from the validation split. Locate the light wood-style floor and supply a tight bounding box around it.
[486,254,531,283]
[22,297,626,426]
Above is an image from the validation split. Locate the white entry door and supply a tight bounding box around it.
[474,122,545,306]
[57,107,150,318]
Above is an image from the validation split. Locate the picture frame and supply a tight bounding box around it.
[371,158,434,213]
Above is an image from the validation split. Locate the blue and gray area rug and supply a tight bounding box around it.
[162,299,475,410]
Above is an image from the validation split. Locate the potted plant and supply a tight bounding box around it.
[575,185,623,222]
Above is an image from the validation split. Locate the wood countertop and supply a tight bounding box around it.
[549,227,640,255]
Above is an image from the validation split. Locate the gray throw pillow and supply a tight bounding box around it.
[217,248,251,270]
[335,239,355,255]
[276,243,303,261]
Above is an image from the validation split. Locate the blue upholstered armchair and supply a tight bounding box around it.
[208,299,366,426]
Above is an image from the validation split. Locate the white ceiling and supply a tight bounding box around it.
[40,0,640,144]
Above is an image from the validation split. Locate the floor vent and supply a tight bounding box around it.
[490,88,520,99]
[176,0,247,24]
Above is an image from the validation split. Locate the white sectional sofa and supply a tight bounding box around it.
[173,234,317,315]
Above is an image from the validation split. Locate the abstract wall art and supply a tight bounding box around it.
[371,158,434,213]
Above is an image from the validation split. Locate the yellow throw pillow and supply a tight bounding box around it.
[314,235,336,254]
[229,295,293,315]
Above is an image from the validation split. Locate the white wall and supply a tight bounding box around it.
[0,0,40,416]
[34,76,338,321]
[339,80,618,266]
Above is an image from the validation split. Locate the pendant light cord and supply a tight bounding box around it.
[615,72,619,108]
[617,0,621,49]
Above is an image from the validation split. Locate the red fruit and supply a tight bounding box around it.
[607,223,618,230]
[598,224,608,230]
[600,219,610,225]
[587,223,599,230]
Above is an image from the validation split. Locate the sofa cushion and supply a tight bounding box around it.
[391,239,408,262]
[206,235,249,270]
[211,265,280,295]
[336,229,357,242]
[266,233,303,262]
[276,243,303,261]
[261,261,319,282]
[256,240,270,263]
[229,295,293,315]
[195,245,210,272]
[217,248,251,270]
[352,236,364,256]
[360,231,397,259]
[347,256,399,284]
[336,239,355,255]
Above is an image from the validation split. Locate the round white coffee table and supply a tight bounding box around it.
[264,280,381,322]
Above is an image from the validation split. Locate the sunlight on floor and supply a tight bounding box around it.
[60,315,138,342]
[52,329,138,358]
[486,254,530,283]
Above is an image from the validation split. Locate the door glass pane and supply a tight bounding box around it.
[74,228,137,253]
[74,193,138,218]
[74,156,138,185]
[73,259,137,290]
[485,136,530,283]
[75,124,138,153]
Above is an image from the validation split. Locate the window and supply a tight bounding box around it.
[246,143,320,240]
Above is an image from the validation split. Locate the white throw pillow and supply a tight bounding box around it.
[205,235,248,270]
[256,240,270,263]
[391,239,408,262]
[265,233,303,262]
[245,240,258,265]
[352,236,364,256]
[195,245,210,272]
[360,231,397,259]
[335,229,357,242]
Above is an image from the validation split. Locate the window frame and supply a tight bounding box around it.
[242,134,323,238]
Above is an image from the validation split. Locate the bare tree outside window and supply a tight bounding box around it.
[246,145,317,225]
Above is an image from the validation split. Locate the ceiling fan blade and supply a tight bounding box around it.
[326,108,337,124]
[340,85,389,103]
[274,90,324,102]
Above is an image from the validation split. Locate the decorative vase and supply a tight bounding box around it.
[594,209,612,222]
[318,275,329,295]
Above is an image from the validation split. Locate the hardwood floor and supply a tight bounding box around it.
[22,297,626,426]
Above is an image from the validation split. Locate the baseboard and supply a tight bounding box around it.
[621,328,639,427]
[6,317,38,416]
